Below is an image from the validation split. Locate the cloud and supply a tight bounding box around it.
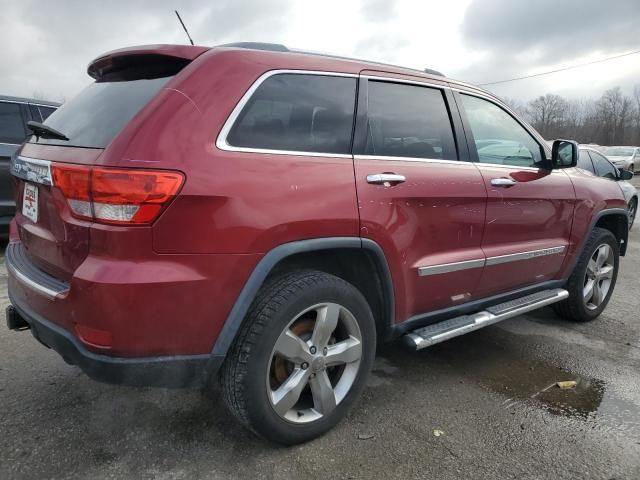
[0,0,638,103]
[453,0,640,91]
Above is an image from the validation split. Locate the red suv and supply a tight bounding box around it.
[6,43,629,444]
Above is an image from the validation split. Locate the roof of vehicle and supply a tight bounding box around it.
[0,94,60,107]
[89,42,494,99]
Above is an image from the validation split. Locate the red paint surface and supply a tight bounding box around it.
[10,46,627,357]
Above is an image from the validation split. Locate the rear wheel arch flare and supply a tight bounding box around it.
[210,238,395,360]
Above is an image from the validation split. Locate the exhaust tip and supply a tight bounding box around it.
[5,305,30,331]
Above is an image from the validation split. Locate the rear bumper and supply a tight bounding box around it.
[7,294,222,388]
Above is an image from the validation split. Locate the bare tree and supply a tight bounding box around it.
[527,94,569,138]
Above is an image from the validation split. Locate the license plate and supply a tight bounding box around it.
[22,183,39,223]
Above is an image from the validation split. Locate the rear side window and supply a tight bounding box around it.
[39,106,56,121]
[226,74,357,154]
[0,102,27,144]
[577,150,595,173]
[364,81,457,159]
[32,76,171,148]
[28,104,43,122]
[590,151,618,179]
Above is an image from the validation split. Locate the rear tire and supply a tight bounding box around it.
[553,227,619,322]
[220,270,376,445]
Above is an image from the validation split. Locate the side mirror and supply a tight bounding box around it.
[551,139,578,168]
[618,169,634,181]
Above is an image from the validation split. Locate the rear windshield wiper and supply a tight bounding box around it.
[27,121,69,141]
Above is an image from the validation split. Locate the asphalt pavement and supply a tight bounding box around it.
[1,177,639,479]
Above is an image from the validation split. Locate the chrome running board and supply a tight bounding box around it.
[404,288,569,350]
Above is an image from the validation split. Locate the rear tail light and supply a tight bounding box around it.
[51,164,184,225]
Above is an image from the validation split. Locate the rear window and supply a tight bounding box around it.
[30,76,171,148]
[226,74,357,154]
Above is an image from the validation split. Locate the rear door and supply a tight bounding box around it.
[353,73,487,321]
[0,101,29,223]
[455,91,575,296]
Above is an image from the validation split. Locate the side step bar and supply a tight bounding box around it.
[404,288,569,350]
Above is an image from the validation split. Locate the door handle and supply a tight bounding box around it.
[367,173,406,185]
[491,178,517,187]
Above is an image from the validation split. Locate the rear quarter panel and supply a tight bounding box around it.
[104,49,360,254]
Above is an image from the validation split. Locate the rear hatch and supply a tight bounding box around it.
[12,46,206,281]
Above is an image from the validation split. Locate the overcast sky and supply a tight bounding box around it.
[1,0,639,103]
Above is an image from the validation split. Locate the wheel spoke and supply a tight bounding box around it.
[583,279,595,303]
[325,337,362,367]
[274,330,312,364]
[311,303,340,348]
[596,245,610,268]
[587,258,597,277]
[599,264,614,280]
[271,368,310,417]
[592,281,604,306]
[309,370,337,415]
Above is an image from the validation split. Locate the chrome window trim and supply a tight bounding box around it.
[0,99,58,109]
[361,74,449,91]
[354,154,464,166]
[11,155,54,186]
[417,245,567,276]
[0,141,21,146]
[216,69,358,158]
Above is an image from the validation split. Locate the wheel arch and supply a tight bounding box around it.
[593,209,629,256]
[210,237,395,360]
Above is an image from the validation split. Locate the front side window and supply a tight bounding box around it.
[0,102,26,144]
[364,81,457,159]
[577,150,595,174]
[590,151,618,179]
[226,74,357,154]
[461,94,543,168]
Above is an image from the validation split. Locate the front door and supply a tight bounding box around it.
[456,92,575,297]
[353,74,487,322]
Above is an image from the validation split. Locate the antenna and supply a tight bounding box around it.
[175,10,194,46]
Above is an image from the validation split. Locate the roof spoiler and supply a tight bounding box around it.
[87,44,209,81]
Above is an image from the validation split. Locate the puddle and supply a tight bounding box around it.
[532,377,605,419]
[407,327,612,421]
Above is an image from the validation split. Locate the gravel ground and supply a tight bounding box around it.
[1,177,639,479]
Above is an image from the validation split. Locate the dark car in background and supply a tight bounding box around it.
[0,95,59,235]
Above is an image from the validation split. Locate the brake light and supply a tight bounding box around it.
[51,164,184,225]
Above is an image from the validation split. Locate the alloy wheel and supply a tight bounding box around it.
[629,201,637,230]
[266,303,363,424]
[583,244,615,310]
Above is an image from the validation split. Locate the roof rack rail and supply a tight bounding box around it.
[218,42,289,52]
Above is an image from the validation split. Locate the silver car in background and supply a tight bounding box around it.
[603,146,640,174]
[578,147,637,230]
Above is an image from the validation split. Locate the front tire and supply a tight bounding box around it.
[553,228,619,322]
[220,270,376,445]
[628,198,637,231]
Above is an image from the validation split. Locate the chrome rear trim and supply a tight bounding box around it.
[10,156,54,186]
[5,242,69,300]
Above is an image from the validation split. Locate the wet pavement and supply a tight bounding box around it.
[1,177,639,479]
